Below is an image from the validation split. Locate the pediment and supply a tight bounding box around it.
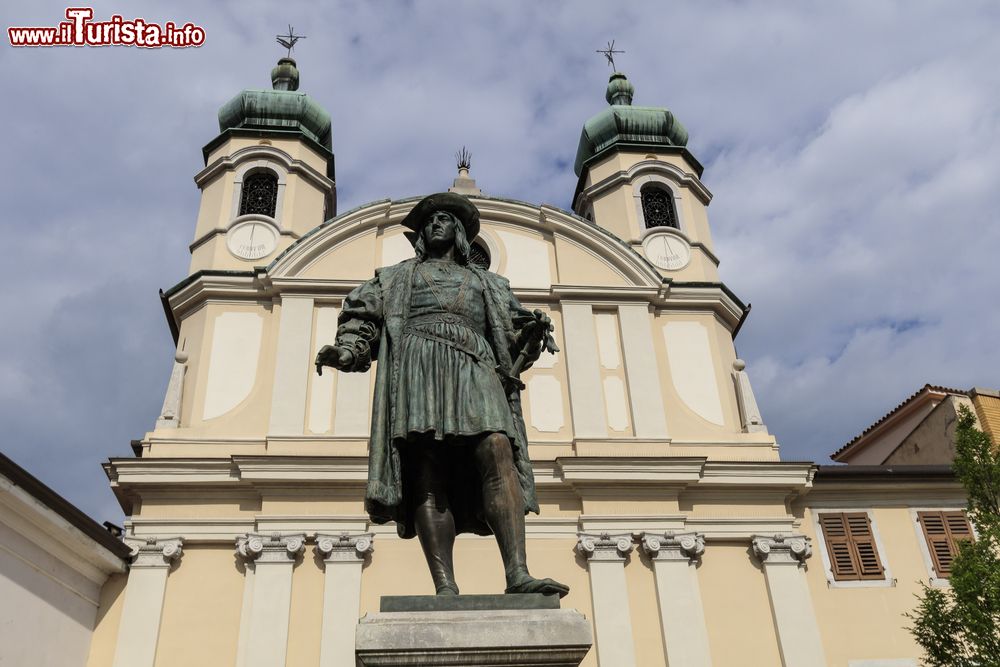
[268,196,662,289]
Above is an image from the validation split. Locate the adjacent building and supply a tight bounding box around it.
[0,452,131,667]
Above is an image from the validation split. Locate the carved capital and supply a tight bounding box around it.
[316,533,374,563]
[236,533,305,564]
[751,534,812,565]
[577,532,634,562]
[130,537,184,569]
[641,532,705,563]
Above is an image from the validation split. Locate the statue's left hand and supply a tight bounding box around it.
[531,310,559,355]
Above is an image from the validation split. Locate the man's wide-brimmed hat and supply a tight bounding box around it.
[400,192,480,242]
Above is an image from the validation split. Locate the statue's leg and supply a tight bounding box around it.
[473,433,569,597]
[411,443,460,595]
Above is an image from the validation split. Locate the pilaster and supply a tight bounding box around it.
[618,304,670,437]
[268,296,315,436]
[316,533,374,667]
[751,534,826,667]
[561,304,608,437]
[235,533,305,667]
[640,532,712,667]
[112,538,183,667]
[577,533,636,667]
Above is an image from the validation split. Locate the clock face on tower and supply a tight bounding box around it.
[227,220,278,261]
[641,232,691,271]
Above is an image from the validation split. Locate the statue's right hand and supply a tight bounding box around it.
[315,345,355,375]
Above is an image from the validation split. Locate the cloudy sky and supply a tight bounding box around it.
[2,1,999,521]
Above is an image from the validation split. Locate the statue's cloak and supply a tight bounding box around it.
[336,258,540,538]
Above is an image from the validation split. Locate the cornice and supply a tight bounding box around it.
[162,274,746,329]
[195,144,334,192]
[557,456,705,485]
[700,461,814,488]
[163,271,260,320]
[581,159,713,206]
[108,456,820,496]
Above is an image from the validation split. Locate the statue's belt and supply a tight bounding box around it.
[405,312,481,331]
[402,313,525,392]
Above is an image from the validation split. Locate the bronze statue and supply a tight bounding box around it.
[316,193,568,597]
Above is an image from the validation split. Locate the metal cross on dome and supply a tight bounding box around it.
[276,25,306,58]
[596,40,624,70]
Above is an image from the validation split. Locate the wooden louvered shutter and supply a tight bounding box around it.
[919,511,974,577]
[820,513,859,580]
[819,512,885,581]
[845,512,885,580]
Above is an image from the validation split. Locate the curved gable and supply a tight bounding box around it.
[269,196,662,289]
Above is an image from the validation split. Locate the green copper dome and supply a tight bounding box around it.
[217,57,332,150]
[573,72,688,176]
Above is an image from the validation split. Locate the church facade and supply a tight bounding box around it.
[83,57,967,667]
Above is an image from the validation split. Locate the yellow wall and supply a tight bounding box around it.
[85,573,127,667]
[699,542,783,666]
[153,547,244,667]
[286,555,325,667]
[803,506,928,664]
[973,392,1000,445]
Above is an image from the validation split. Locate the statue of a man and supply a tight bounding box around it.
[315,193,568,597]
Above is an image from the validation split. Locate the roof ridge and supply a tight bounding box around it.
[831,384,968,461]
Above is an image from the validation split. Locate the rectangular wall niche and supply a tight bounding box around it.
[663,321,724,426]
[203,312,263,420]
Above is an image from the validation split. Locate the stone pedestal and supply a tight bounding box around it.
[355,595,593,666]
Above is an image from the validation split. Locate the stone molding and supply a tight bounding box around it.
[733,359,768,434]
[129,537,183,569]
[155,351,188,430]
[577,532,634,562]
[316,532,374,562]
[235,533,305,564]
[751,534,812,565]
[640,531,705,562]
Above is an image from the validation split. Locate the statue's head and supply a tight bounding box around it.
[401,193,480,264]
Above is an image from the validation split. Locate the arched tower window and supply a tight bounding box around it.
[468,241,491,270]
[239,171,279,218]
[640,185,678,229]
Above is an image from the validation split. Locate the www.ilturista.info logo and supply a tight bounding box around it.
[8,8,205,48]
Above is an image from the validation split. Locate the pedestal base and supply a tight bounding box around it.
[355,595,592,666]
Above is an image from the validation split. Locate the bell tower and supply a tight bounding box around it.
[572,71,719,283]
[187,55,335,274]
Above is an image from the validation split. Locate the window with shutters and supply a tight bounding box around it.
[818,512,886,581]
[917,510,974,578]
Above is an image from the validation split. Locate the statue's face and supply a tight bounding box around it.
[424,210,458,249]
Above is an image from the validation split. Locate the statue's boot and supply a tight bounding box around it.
[413,446,461,596]
[475,434,570,598]
[415,499,461,595]
[505,577,570,597]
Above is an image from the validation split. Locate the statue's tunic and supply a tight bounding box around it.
[334,258,540,538]
[394,259,517,441]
